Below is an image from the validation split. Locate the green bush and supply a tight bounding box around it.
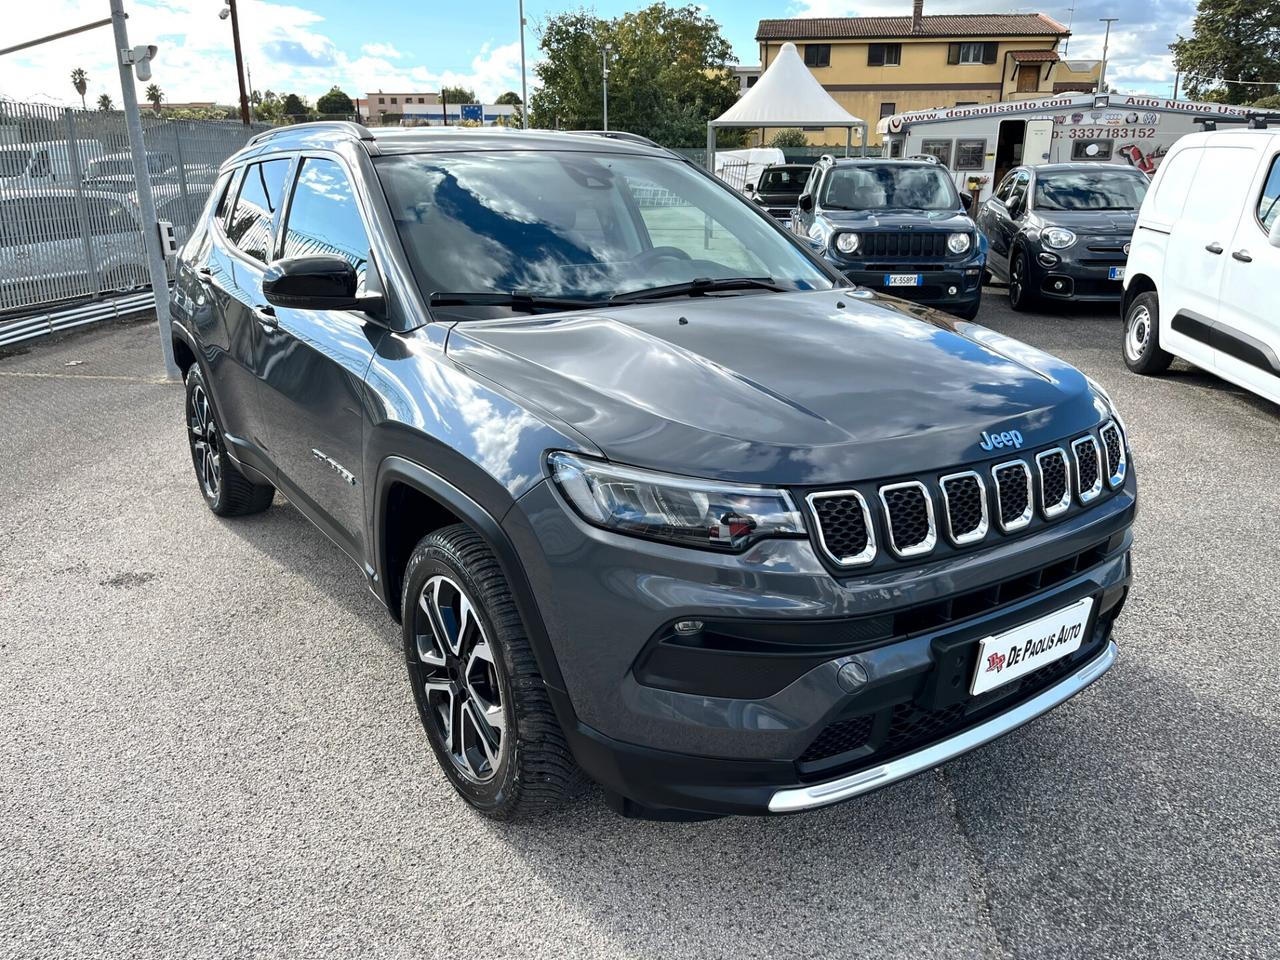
[769,129,810,148]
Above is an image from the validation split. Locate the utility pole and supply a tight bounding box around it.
[602,43,611,131]
[518,0,528,128]
[1098,18,1118,93]
[109,0,179,379]
[222,0,251,125]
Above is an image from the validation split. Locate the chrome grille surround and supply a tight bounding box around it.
[878,480,937,558]
[1099,420,1126,489]
[806,489,877,567]
[991,459,1034,533]
[1071,435,1103,504]
[938,470,988,546]
[1035,447,1072,519]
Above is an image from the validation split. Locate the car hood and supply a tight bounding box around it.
[1032,209,1138,234]
[756,189,802,204]
[445,290,1105,485]
[819,209,974,231]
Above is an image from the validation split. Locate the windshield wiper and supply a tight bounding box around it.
[428,291,604,313]
[610,276,788,304]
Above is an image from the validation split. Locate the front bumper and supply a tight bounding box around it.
[504,468,1135,816]
[1031,248,1127,302]
[834,254,984,313]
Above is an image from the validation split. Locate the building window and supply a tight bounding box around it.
[418,97,425,104]
[804,44,831,68]
[378,97,385,104]
[949,42,998,65]
[746,75,758,88]
[889,140,903,158]
[955,101,978,107]
[801,126,823,132]
[955,138,987,170]
[1071,138,1114,161]
[867,43,901,67]
[921,139,953,166]
[390,97,398,104]
[879,102,897,119]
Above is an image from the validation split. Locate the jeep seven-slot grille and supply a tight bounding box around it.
[806,427,1124,567]
[859,232,948,259]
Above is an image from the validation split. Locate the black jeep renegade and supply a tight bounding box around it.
[169,123,1133,820]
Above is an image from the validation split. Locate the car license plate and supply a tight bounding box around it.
[970,597,1094,696]
[885,273,923,287]
[1108,266,1125,281]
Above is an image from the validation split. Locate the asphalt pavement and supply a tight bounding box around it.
[1,292,1277,960]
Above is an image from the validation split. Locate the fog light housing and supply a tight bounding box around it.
[674,619,704,636]
[1053,279,1066,291]
[947,285,958,295]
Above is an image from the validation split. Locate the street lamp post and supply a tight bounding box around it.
[220,0,251,125]
[602,43,611,131]
[518,0,528,129]
[1098,17,1118,93]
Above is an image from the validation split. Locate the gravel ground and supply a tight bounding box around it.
[1,294,1277,960]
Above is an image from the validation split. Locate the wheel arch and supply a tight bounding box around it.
[1122,273,1157,320]
[373,456,569,694]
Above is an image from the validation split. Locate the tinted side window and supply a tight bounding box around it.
[994,172,1017,202]
[282,158,372,292]
[1007,172,1030,211]
[1256,154,1280,232]
[227,158,290,263]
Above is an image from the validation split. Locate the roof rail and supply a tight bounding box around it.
[248,120,377,147]
[1193,111,1280,131]
[569,129,663,148]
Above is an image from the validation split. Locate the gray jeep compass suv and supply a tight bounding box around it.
[170,122,1134,821]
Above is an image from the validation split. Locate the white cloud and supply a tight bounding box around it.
[0,0,526,108]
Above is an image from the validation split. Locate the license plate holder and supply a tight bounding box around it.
[884,273,923,287]
[970,597,1094,696]
[1108,266,1125,281]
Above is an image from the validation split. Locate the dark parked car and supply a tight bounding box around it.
[746,162,811,220]
[790,156,986,320]
[169,122,1134,821]
[977,163,1149,311]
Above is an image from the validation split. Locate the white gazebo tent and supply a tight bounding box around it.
[707,41,868,172]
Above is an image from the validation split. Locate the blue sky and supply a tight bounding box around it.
[1,0,1194,108]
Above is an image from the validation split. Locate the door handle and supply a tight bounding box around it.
[253,304,278,329]
[1204,242,1223,255]
[1232,249,1253,263]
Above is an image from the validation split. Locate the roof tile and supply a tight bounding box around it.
[756,14,1069,41]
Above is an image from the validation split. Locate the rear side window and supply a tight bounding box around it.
[227,158,291,263]
[1256,155,1280,232]
[282,158,372,293]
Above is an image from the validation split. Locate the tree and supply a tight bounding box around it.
[1171,0,1280,104]
[281,92,309,120]
[495,90,523,125]
[253,90,285,123]
[96,93,114,111]
[316,86,355,116]
[440,85,478,104]
[769,128,809,149]
[70,68,88,110]
[145,83,163,113]
[530,3,740,147]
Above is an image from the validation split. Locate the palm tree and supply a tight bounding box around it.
[70,68,88,110]
[97,93,114,112]
[145,83,163,113]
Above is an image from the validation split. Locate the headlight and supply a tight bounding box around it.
[834,232,860,255]
[1041,227,1077,249]
[947,232,971,254]
[548,451,804,552]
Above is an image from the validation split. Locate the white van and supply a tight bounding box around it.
[1122,124,1280,405]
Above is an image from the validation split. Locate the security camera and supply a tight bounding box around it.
[219,7,230,19]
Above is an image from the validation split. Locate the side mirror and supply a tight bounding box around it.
[262,255,384,316]
[959,193,974,214]
[1269,216,1280,249]
[744,183,755,195]
[799,194,814,212]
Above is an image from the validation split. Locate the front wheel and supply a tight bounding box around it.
[1008,246,1037,312]
[185,365,275,516]
[1123,291,1173,375]
[402,524,584,820]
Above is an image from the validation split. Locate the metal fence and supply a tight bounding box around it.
[0,99,271,321]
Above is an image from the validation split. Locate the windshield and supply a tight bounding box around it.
[1033,170,1149,211]
[820,165,957,211]
[759,167,808,191]
[375,151,832,304]
[0,149,31,179]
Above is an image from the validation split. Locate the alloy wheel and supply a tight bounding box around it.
[188,383,222,500]
[1125,304,1151,363]
[412,575,505,782]
[1010,252,1025,306]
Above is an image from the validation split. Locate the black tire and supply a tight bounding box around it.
[402,524,584,820]
[1122,290,1173,375]
[185,365,275,516]
[953,297,982,321]
[1008,245,1038,312]
[981,268,994,286]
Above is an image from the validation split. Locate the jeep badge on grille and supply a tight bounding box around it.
[979,429,1024,451]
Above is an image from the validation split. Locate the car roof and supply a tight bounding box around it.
[829,157,941,168]
[764,162,812,170]
[1026,162,1147,174]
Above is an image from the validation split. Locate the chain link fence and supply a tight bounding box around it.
[0,99,271,323]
